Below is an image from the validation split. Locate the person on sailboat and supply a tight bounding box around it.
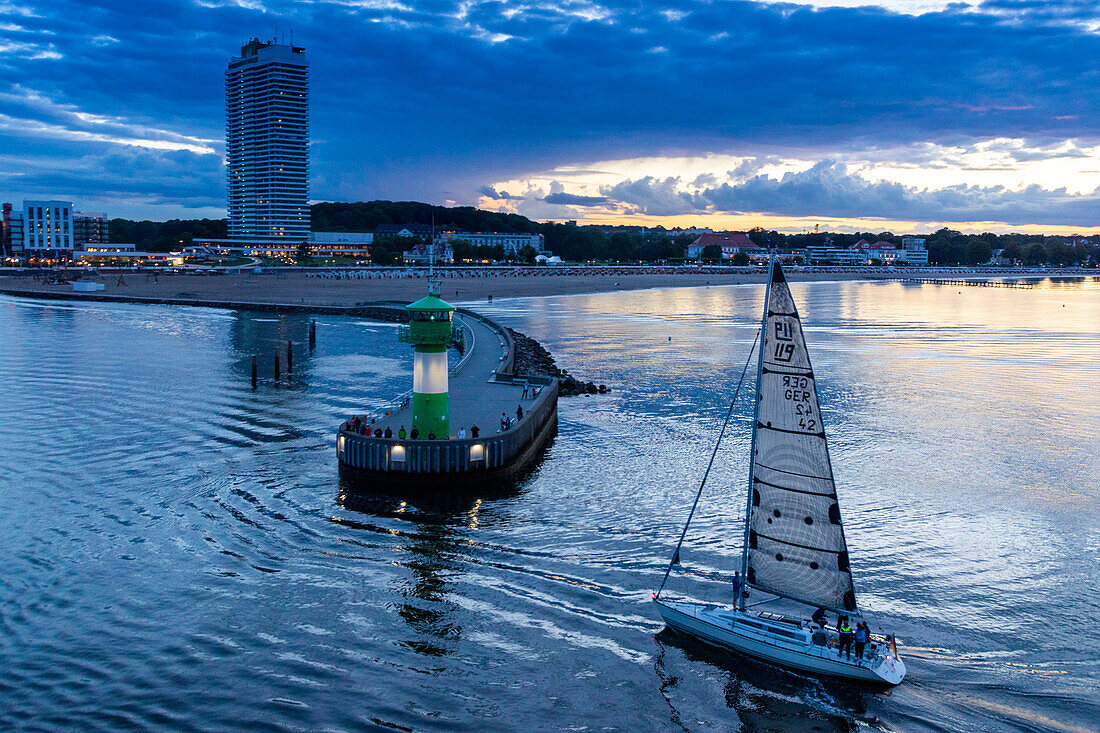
[812,626,828,647]
[854,622,869,660]
[838,619,855,659]
[811,607,827,628]
[731,571,742,606]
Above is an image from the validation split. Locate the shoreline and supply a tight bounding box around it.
[1,268,1093,312]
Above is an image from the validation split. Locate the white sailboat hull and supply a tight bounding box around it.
[655,599,906,686]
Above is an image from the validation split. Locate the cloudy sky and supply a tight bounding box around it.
[3,0,1100,232]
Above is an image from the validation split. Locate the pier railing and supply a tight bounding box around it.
[338,378,558,475]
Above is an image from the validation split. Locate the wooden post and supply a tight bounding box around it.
[274,353,280,380]
[251,355,258,389]
[309,320,316,350]
[287,340,293,372]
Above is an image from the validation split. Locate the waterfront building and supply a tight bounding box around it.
[6,208,23,257]
[225,38,309,242]
[806,239,928,266]
[898,238,929,265]
[75,246,184,266]
[1,203,12,258]
[73,212,109,248]
[403,242,453,264]
[20,200,74,262]
[191,230,373,260]
[850,238,929,266]
[805,246,867,266]
[437,230,546,255]
[685,231,755,259]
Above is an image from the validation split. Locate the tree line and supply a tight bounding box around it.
[109,201,1098,266]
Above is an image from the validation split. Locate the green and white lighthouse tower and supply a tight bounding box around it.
[400,283,457,439]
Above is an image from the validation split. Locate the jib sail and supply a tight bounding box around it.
[742,261,857,614]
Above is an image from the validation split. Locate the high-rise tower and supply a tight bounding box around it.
[225,38,309,242]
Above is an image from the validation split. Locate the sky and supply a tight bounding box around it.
[3,0,1100,233]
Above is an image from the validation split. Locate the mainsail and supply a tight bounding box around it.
[742,262,857,613]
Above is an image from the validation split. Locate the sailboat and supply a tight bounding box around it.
[653,260,906,686]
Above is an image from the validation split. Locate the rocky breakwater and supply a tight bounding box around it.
[506,328,608,397]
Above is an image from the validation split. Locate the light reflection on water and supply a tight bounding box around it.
[0,278,1097,732]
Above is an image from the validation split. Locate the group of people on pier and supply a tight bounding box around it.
[342,416,484,441]
[500,405,524,432]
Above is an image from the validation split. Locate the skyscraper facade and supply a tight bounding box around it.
[225,38,309,242]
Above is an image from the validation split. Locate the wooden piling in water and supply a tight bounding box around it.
[251,356,257,388]
[287,341,293,372]
[274,353,280,380]
[309,320,316,350]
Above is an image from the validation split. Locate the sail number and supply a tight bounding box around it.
[772,322,795,362]
[782,375,816,429]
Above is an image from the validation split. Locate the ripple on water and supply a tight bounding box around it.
[1,283,1099,732]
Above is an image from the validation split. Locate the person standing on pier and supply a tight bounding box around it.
[398,426,406,440]
[516,405,524,420]
[471,425,479,438]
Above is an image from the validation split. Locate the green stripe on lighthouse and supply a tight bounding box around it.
[405,282,457,440]
[412,391,449,439]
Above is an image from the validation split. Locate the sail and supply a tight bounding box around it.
[744,262,857,613]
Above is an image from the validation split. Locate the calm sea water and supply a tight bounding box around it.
[1,278,1097,732]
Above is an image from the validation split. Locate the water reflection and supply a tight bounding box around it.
[335,481,523,660]
[2,279,1098,732]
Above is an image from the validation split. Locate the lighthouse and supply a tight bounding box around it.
[400,283,457,439]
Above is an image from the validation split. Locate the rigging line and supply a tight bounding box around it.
[655,328,760,601]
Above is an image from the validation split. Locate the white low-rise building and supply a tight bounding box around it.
[438,230,546,255]
[403,242,453,264]
[193,232,375,259]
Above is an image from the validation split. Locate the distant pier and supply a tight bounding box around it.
[896,277,1035,289]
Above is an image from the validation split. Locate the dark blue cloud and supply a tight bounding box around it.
[477,185,524,200]
[2,0,1100,223]
[600,161,1100,226]
[543,192,610,206]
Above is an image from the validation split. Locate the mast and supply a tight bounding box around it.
[739,254,774,610]
[428,214,437,294]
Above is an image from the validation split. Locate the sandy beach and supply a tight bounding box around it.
[0,267,1088,308]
